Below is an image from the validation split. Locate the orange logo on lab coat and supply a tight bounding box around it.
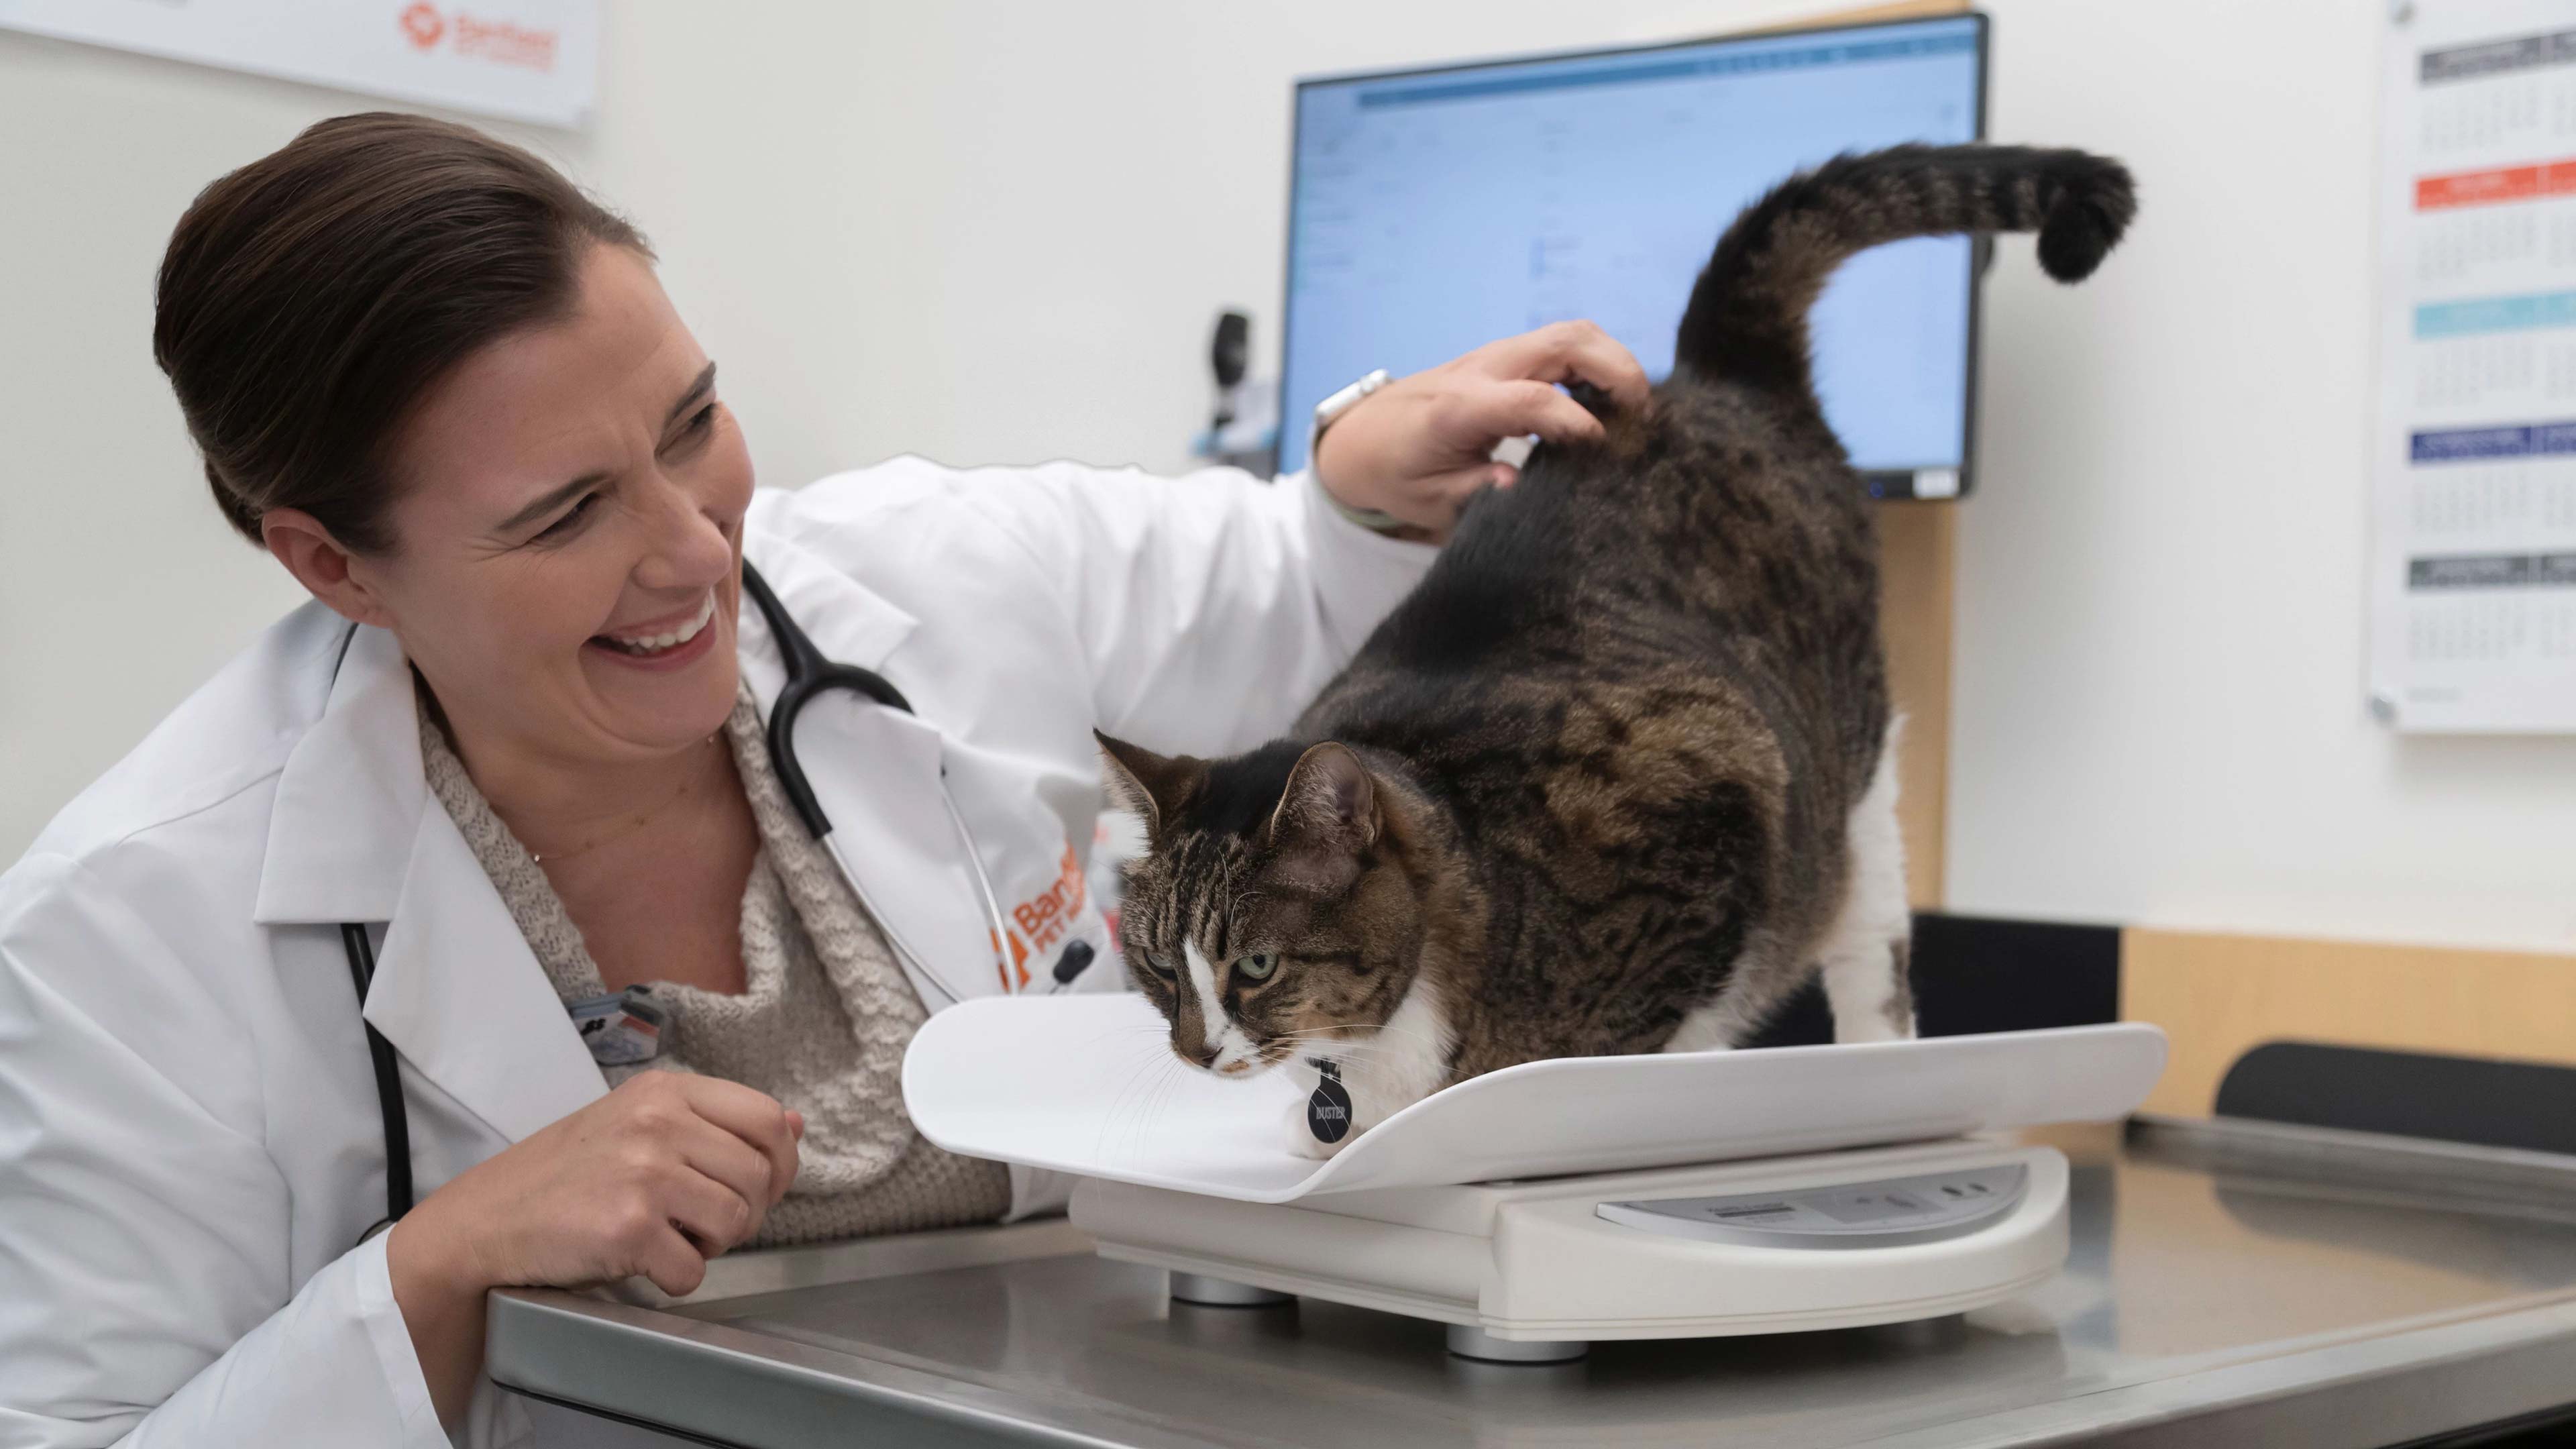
[991,844,1088,991]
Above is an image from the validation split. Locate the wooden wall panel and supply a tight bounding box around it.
[1878,502,1956,910]
[2121,927,2576,1118]
[1763,0,1970,28]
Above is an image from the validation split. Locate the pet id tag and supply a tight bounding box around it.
[1307,1057,1353,1144]
[569,986,670,1067]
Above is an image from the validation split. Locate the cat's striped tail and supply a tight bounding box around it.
[1672,144,2135,400]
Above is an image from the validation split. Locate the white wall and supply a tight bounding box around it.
[4,1,2570,953]
[1951,1,2576,954]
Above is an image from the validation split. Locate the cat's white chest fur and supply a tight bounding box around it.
[1282,975,1454,1159]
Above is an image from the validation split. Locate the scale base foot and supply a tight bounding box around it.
[1169,1272,1291,1308]
[1445,1324,1588,1363]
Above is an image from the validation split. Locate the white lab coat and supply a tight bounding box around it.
[0,460,1432,1449]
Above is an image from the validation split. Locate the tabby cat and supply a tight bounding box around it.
[1097,144,2135,1157]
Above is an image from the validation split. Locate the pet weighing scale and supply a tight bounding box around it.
[903,996,2165,1363]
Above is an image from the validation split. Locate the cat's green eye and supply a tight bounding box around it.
[1144,955,1177,981]
[1237,953,1279,981]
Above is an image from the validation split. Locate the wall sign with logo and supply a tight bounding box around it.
[0,0,597,127]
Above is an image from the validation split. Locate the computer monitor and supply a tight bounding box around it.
[1279,13,1988,499]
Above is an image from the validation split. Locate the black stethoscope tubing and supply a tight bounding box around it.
[339,562,949,1230]
[737,559,910,839]
[341,922,411,1234]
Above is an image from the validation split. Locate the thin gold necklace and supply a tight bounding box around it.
[529,735,722,866]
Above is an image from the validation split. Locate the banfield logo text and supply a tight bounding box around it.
[397,3,558,72]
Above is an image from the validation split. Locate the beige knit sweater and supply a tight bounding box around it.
[419,690,1010,1246]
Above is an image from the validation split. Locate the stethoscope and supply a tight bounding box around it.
[340,561,1063,1232]
[737,560,1022,1007]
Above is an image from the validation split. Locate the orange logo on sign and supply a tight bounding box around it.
[396,1,557,72]
[398,2,445,50]
[454,13,558,72]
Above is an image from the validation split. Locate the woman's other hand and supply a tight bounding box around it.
[385,1073,803,1425]
[1311,320,1651,540]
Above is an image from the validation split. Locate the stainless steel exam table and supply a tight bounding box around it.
[486,1118,2576,1448]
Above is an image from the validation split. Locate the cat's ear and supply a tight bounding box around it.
[1095,731,1198,840]
[1263,742,1378,896]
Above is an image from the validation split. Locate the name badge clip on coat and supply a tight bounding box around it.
[570,986,671,1066]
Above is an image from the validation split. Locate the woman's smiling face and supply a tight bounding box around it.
[353,243,753,767]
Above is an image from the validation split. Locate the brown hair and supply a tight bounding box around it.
[154,111,651,552]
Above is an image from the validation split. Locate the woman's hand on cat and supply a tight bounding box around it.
[1312,320,1650,541]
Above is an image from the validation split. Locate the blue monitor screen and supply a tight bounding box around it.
[1279,15,1986,492]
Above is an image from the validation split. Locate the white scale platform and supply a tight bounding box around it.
[904,996,2165,1361]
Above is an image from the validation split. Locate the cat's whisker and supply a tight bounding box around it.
[1094,1051,1159,1146]
[1112,1069,1174,1164]
[1094,1038,1183,1163]
[1131,1060,1190,1161]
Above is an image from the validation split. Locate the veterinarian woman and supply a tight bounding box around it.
[0,113,1645,1447]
